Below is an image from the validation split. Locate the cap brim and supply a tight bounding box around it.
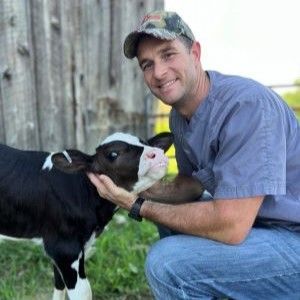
[123,31,141,59]
[123,29,177,59]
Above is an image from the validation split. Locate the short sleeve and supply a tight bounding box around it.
[213,97,287,199]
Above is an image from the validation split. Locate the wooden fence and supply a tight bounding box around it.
[0,0,163,153]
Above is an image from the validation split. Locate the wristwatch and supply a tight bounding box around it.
[128,197,145,222]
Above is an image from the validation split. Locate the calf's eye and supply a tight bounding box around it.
[108,151,118,161]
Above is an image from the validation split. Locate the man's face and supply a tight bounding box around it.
[137,37,199,107]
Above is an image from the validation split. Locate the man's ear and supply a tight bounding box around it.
[147,132,174,153]
[191,41,201,63]
[52,150,93,174]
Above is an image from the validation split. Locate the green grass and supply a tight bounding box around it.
[0,212,158,300]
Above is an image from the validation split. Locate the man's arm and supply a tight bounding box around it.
[140,174,205,203]
[140,196,263,244]
[88,173,264,245]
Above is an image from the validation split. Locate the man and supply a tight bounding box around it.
[88,10,300,299]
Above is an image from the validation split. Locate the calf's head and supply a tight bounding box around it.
[44,132,173,193]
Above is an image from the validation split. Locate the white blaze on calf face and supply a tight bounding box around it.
[102,132,169,193]
[101,132,144,147]
[133,145,168,193]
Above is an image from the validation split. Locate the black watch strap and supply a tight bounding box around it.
[128,197,145,222]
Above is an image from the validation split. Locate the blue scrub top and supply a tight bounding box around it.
[170,70,300,226]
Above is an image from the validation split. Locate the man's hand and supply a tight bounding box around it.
[87,173,137,210]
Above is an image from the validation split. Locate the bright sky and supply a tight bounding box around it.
[165,0,300,86]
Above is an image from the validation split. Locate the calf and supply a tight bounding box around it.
[0,132,173,300]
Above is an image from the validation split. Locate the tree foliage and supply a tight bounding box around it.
[281,79,300,118]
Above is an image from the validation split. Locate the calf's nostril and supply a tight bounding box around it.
[146,152,156,159]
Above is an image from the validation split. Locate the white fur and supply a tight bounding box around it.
[42,153,54,170]
[68,252,92,300]
[52,288,66,300]
[0,234,42,245]
[71,252,82,272]
[132,146,168,193]
[67,278,92,300]
[66,232,95,300]
[101,132,144,147]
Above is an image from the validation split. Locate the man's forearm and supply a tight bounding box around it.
[139,197,263,244]
[140,200,232,242]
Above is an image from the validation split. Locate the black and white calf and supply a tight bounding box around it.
[0,132,173,300]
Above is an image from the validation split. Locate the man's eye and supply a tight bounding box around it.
[163,53,174,60]
[107,151,118,161]
[142,63,152,71]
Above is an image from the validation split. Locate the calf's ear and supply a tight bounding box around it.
[52,150,93,174]
[147,132,174,153]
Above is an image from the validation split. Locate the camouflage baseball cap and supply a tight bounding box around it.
[124,10,195,59]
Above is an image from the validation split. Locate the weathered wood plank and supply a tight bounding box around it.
[0,0,39,149]
[0,0,163,151]
[30,0,70,151]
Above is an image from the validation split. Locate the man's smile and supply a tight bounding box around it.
[158,79,177,90]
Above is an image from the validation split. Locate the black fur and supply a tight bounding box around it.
[0,132,173,298]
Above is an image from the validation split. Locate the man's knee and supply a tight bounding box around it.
[145,234,225,283]
[145,236,179,283]
[145,237,167,280]
[145,235,206,282]
[145,235,217,299]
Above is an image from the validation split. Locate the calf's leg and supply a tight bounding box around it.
[45,240,92,300]
[52,264,66,300]
[66,251,92,300]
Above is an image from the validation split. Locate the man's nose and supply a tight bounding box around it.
[153,63,167,79]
